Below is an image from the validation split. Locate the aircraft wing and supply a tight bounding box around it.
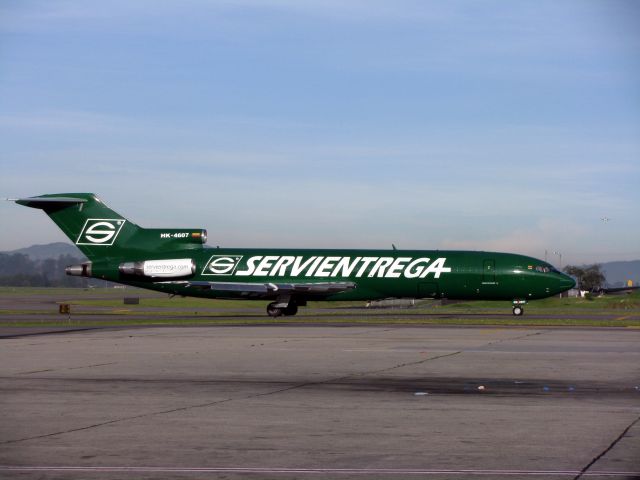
[163,280,356,297]
[596,286,640,295]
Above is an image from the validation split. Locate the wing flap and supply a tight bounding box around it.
[163,280,356,296]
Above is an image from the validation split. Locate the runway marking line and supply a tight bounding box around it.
[0,465,638,477]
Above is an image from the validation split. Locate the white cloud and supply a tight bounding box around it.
[0,111,133,133]
[440,219,590,262]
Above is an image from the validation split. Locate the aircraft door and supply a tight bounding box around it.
[483,259,496,284]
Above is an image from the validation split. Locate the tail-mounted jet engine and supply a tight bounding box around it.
[118,259,196,279]
[65,263,93,277]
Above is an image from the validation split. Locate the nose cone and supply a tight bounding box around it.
[558,274,576,292]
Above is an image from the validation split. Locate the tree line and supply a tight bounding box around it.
[563,264,605,291]
[0,253,89,287]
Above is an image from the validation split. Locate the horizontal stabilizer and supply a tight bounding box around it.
[15,197,88,209]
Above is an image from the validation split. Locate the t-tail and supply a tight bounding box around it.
[15,194,207,272]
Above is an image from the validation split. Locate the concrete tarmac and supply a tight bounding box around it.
[1,325,639,479]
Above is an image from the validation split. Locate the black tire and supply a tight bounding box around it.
[512,306,524,316]
[283,304,298,316]
[267,302,283,317]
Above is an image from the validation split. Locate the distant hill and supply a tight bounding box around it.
[4,242,86,261]
[0,243,87,287]
[600,260,640,287]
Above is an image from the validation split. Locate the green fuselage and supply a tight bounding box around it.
[15,193,576,308]
[91,247,575,303]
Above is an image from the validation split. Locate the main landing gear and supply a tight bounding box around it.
[267,299,299,317]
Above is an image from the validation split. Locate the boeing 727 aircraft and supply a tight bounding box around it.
[15,193,575,316]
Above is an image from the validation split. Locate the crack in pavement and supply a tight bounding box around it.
[0,350,463,446]
[343,329,546,378]
[1,354,462,445]
[573,414,640,480]
[0,329,549,446]
[481,329,546,347]
[17,362,117,375]
[0,382,306,446]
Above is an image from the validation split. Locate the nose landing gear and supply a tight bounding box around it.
[512,300,526,316]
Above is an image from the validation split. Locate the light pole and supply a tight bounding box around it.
[553,251,562,269]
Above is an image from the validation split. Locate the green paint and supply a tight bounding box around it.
[16,193,576,316]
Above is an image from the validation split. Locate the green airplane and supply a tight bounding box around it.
[15,193,575,317]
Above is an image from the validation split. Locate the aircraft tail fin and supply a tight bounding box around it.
[15,193,207,260]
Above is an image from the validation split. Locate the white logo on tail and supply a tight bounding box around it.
[76,219,126,246]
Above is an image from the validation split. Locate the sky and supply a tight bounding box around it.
[1,0,639,265]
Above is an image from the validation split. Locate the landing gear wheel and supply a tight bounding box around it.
[267,302,283,317]
[512,306,524,316]
[283,304,298,316]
